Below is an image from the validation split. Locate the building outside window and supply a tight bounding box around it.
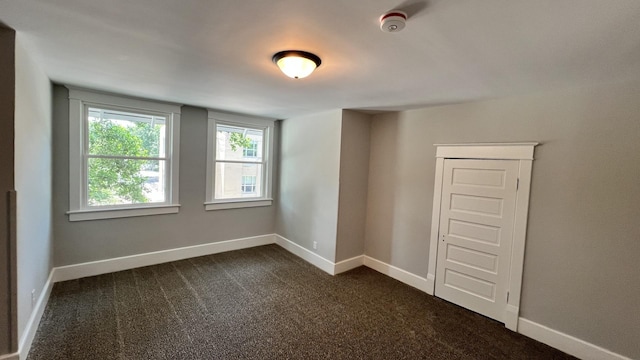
[241,175,257,194]
[243,140,258,158]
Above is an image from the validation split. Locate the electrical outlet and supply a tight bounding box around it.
[31,289,36,308]
[312,241,317,250]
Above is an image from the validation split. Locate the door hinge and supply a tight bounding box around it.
[516,178,520,190]
[506,291,510,302]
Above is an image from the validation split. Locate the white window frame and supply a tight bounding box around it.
[67,87,181,221]
[205,110,274,211]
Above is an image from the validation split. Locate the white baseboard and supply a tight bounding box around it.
[274,235,336,275]
[363,256,433,295]
[17,234,631,360]
[0,352,18,360]
[334,255,364,274]
[8,270,55,360]
[273,235,365,275]
[54,234,364,283]
[52,234,276,282]
[518,318,632,360]
[361,257,634,360]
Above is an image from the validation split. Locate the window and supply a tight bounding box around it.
[243,140,258,158]
[241,176,257,194]
[205,111,274,210]
[67,88,181,221]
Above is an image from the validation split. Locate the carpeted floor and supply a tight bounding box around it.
[28,245,575,359]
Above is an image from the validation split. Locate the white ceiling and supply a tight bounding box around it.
[1,0,640,118]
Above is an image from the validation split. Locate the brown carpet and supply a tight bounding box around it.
[28,245,575,359]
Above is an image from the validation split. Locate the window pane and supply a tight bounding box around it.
[88,158,166,206]
[88,107,166,157]
[215,162,263,199]
[216,124,263,162]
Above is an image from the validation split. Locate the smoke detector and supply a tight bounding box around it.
[379,10,407,33]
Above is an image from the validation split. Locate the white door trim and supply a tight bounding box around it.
[427,142,538,331]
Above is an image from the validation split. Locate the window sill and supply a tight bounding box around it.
[67,204,181,221]
[204,199,273,211]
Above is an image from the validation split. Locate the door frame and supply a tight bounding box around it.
[427,143,538,331]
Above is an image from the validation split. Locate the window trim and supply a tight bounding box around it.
[205,111,275,211]
[67,87,182,221]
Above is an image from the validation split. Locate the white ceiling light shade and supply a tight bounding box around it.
[272,50,322,79]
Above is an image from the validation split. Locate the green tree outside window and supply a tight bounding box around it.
[88,119,161,205]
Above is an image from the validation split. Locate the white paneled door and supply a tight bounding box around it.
[435,159,519,322]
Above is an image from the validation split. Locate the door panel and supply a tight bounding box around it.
[450,194,504,217]
[452,168,506,188]
[446,244,499,273]
[444,269,496,301]
[448,220,501,245]
[435,159,519,322]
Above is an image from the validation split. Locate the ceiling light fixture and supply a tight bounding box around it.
[272,50,321,79]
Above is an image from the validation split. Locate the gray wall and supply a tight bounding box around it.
[335,110,371,262]
[275,110,342,262]
[14,35,54,345]
[0,25,16,356]
[364,82,640,359]
[52,86,276,266]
